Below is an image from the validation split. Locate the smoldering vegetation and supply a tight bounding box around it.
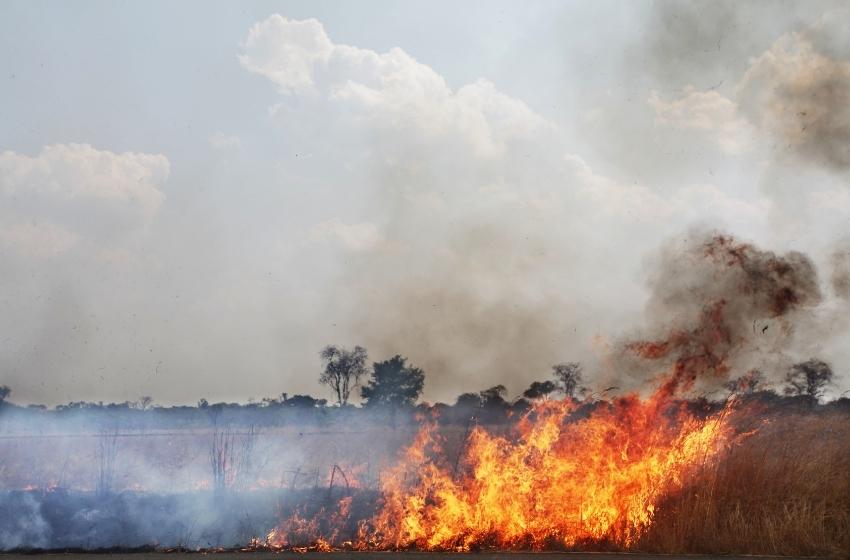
[1,488,287,550]
[0,405,408,550]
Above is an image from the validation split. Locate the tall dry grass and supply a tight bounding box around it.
[640,410,850,557]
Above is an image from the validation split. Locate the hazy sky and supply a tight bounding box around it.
[1,1,849,405]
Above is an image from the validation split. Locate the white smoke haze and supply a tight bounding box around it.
[0,404,417,549]
[0,1,848,408]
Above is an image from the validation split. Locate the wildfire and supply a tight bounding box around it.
[264,233,815,551]
[365,396,729,550]
[267,388,733,551]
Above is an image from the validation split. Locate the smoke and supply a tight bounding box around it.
[235,15,652,402]
[642,0,751,90]
[609,231,823,395]
[738,10,850,171]
[639,2,850,181]
[343,221,576,402]
[623,4,850,394]
[4,6,850,407]
[830,244,850,300]
[228,10,850,403]
[0,492,49,549]
[0,404,409,550]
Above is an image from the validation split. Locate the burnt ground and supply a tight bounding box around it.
[0,553,814,560]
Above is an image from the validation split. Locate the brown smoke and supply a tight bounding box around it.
[343,221,578,403]
[831,246,850,300]
[641,2,850,170]
[738,33,850,170]
[614,232,822,395]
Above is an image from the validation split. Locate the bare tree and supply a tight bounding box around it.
[0,385,10,405]
[784,359,833,400]
[724,369,765,395]
[96,428,120,496]
[137,395,154,411]
[552,362,585,399]
[210,425,234,493]
[319,345,368,406]
[210,423,259,493]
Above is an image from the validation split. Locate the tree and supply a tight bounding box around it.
[479,384,508,406]
[784,359,833,400]
[552,362,585,399]
[137,396,154,411]
[478,385,510,423]
[361,355,425,409]
[283,394,327,408]
[523,380,557,400]
[0,385,9,405]
[450,387,507,425]
[724,369,765,395]
[455,392,483,408]
[319,345,368,406]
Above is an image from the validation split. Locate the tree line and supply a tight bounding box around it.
[0,346,843,420]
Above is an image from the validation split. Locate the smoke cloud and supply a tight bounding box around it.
[738,14,850,170]
[831,245,850,300]
[609,231,823,395]
[2,4,850,406]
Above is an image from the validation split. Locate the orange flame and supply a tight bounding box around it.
[363,394,730,550]
[268,387,733,551]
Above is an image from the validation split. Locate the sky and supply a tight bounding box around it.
[1,0,849,406]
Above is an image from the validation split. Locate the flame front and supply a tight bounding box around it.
[365,394,729,550]
[268,387,732,551]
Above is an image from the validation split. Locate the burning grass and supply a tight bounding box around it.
[259,398,850,557]
[353,399,731,550]
[1,401,848,556]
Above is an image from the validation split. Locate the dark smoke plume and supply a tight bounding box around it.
[613,232,822,395]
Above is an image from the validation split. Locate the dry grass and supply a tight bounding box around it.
[2,406,848,555]
[640,410,850,557]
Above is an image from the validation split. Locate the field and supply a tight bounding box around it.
[639,410,850,557]
[1,400,849,557]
